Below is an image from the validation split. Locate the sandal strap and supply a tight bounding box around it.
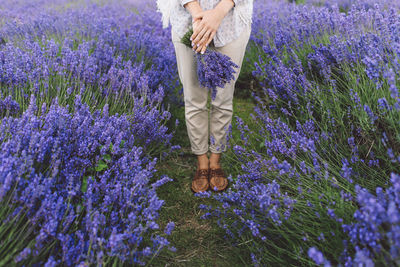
[210,168,225,177]
[209,168,228,192]
[194,169,209,180]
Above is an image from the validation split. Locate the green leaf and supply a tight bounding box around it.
[109,142,113,152]
[104,154,111,161]
[120,140,126,148]
[95,160,108,172]
[81,176,88,193]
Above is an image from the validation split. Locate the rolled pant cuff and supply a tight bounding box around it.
[209,146,227,154]
[191,148,209,155]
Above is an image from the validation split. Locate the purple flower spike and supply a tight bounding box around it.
[196,50,238,100]
[307,247,331,267]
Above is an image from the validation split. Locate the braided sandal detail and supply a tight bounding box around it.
[209,168,228,192]
[191,168,210,193]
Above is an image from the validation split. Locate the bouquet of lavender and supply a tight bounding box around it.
[181,28,238,100]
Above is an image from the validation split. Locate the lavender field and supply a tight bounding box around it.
[0,0,399,266]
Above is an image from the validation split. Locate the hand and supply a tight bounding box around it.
[191,19,208,54]
[183,1,207,53]
[190,0,234,53]
[190,9,224,54]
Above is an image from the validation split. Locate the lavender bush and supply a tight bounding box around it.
[0,93,175,266]
[0,0,180,114]
[0,0,180,265]
[0,95,20,117]
[305,0,400,12]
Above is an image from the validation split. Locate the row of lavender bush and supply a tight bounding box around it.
[199,0,400,266]
[0,0,180,265]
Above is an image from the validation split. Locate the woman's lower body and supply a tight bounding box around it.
[171,25,251,192]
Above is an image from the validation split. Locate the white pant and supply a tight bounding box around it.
[171,26,251,155]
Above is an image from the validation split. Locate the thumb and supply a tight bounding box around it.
[192,12,204,22]
[192,17,202,24]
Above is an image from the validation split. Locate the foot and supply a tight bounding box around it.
[209,167,228,192]
[191,168,209,193]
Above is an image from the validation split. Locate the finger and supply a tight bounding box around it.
[196,41,207,53]
[193,27,208,48]
[196,37,209,53]
[192,19,201,29]
[192,19,199,31]
[198,31,215,54]
[205,31,216,47]
[191,20,206,41]
[195,44,203,53]
[191,20,199,41]
[193,18,202,27]
[191,22,205,43]
[192,20,202,35]
[192,22,206,43]
[192,16,202,24]
[196,30,211,49]
[192,12,204,22]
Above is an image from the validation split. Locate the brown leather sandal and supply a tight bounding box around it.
[191,169,210,193]
[209,168,228,192]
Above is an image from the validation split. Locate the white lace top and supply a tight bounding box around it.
[157,0,253,47]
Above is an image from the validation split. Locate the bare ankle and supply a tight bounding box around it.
[209,163,221,170]
[197,154,209,170]
[209,153,221,169]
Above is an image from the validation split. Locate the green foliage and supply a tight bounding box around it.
[181,28,193,48]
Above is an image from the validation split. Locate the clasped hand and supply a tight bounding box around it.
[190,8,225,54]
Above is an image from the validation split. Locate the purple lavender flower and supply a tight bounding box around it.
[164,222,175,235]
[377,97,390,111]
[307,247,331,267]
[196,49,238,100]
[341,173,400,265]
[14,247,31,263]
[363,104,377,124]
[0,95,20,116]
